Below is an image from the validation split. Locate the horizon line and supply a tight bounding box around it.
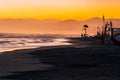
[0,17,119,21]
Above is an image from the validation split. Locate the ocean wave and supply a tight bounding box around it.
[0,37,71,53]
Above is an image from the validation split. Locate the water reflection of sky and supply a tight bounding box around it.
[0,38,71,53]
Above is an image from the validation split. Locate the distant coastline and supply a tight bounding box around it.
[0,17,120,35]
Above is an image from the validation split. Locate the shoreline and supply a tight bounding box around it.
[1,38,120,80]
[0,38,74,77]
[0,38,71,53]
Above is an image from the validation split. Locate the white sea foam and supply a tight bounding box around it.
[0,37,71,53]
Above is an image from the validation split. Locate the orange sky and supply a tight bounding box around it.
[0,0,120,20]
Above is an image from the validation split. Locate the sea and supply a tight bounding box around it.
[0,33,72,53]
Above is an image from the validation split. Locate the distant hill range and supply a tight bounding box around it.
[0,17,120,35]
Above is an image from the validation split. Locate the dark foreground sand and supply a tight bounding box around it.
[0,38,120,80]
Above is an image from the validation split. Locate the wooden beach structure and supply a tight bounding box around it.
[101,15,120,45]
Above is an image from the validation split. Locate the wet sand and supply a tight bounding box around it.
[0,38,120,80]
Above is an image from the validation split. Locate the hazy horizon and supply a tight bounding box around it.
[0,16,120,21]
[0,17,120,35]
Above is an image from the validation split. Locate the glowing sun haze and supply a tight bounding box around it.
[0,0,120,20]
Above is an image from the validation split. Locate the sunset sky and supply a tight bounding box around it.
[0,0,120,20]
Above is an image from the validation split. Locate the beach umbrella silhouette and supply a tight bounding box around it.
[83,25,89,36]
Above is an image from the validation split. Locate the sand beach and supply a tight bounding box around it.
[0,37,120,80]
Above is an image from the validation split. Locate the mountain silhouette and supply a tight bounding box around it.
[0,18,120,35]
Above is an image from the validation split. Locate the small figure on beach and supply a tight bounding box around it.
[81,34,84,38]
